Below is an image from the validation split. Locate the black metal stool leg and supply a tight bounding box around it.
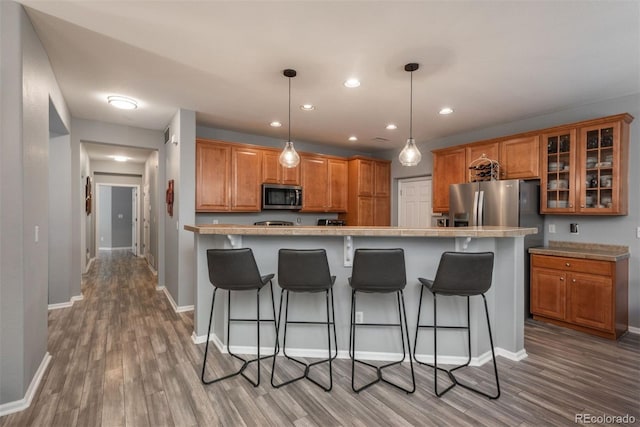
[201,288,217,384]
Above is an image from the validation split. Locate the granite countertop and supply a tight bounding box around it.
[184,224,538,238]
[529,241,630,262]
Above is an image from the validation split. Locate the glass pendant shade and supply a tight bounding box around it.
[279,140,300,168]
[398,138,421,166]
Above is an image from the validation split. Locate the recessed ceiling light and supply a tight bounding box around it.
[348,136,358,141]
[300,104,315,111]
[112,155,128,162]
[344,79,361,88]
[107,95,137,110]
[270,121,282,127]
[386,124,397,130]
[439,107,454,115]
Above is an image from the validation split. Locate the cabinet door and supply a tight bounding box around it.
[466,142,500,182]
[540,130,577,214]
[373,196,390,226]
[281,163,301,186]
[301,156,328,211]
[261,150,282,184]
[567,272,613,331]
[500,136,540,179]
[357,197,374,225]
[432,147,466,213]
[356,159,374,196]
[578,121,626,215]
[196,141,230,211]
[531,267,566,321]
[231,147,262,211]
[374,161,390,197]
[328,159,348,212]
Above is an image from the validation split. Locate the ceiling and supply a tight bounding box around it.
[83,141,154,164]
[22,1,640,153]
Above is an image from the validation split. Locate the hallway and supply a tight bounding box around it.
[1,250,638,426]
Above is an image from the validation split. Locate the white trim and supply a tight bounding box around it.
[0,352,51,417]
[47,293,84,310]
[95,183,141,257]
[146,260,158,276]
[161,287,194,313]
[84,257,95,273]
[188,332,525,365]
[628,326,640,335]
[98,246,133,251]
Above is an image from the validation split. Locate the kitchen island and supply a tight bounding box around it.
[185,224,537,365]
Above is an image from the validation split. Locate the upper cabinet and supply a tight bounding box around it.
[300,155,348,212]
[432,147,466,213]
[500,135,540,179]
[541,114,632,215]
[465,142,500,182]
[262,149,301,186]
[339,157,391,225]
[231,146,263,211]
[196,140,231,211]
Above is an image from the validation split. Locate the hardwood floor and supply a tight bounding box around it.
[1,250,638,426]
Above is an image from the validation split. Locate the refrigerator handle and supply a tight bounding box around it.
[472,191,479,226]
[478,190,485,226]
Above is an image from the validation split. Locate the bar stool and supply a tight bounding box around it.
[413,251,500,399]
[201,248,278,387]
[271,249,338,391]
[349,248,415,394]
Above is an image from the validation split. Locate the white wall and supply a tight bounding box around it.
[144,151,159,270]
[97,185,112,249]
[384,93,640,329]
[79,143,91,271]
[1,1,71,406]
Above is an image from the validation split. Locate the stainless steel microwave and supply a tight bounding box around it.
[262,184,302,210]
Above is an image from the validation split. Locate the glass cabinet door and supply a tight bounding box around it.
[578,122,621,213]
[541,129,576,213]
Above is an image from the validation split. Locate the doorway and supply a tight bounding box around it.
[398,177,432,227]
[96,183,140,256]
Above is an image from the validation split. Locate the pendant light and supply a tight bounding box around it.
[279,69,301,168]
[398,63,422,166]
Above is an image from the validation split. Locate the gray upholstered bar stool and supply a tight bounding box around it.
[271,249,337,391]
[349,248,415,394]
[201,248,278,387]
[413,251,500,399]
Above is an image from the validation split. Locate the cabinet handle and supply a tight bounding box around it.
[572,279,576,283]
[565,262,570,267]
[559,277,564,281]
[580,205,585,208]
[569,204,573,208]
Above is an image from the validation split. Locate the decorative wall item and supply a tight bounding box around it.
[166,179,174,217]
[85,176,92,214]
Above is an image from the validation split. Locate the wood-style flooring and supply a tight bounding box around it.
[1,250,638,426]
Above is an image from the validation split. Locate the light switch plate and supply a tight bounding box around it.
[637,227,640,239]
[548,224,556,234]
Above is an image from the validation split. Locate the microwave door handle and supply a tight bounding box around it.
[477,190,485,226]
[295,190,301,207]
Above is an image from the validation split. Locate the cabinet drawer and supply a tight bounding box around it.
[532,255,612,276]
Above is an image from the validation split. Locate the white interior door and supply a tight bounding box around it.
[398,177,432,227]
[143,184,150,261]
[131,187,138,256]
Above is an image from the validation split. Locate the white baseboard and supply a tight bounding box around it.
[628,326,640,335]
[98,246,132,251]
[161,287,194,313]
[47,293,84,311]
[189,332,524,366]
[0,352,51,417]
[146,260,157,276]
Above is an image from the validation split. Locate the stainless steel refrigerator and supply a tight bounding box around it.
[449,179,544,318]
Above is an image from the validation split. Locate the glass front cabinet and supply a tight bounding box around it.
[541,114,632,215]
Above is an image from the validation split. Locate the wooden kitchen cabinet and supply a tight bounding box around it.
[196,139,231,211]
[500,135,540,179]
[262,149,300,185]
[432,147,466,213]
[541,114,632,215]
[300,155,347,212]
[465,141,500,182]
[339,157,391,225]
[530,253,628,339]
[231,146,262,211]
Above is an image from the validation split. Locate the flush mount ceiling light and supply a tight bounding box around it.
[300,104,315,111]
[344,78,361,88]
[279,69,301,168]
[439,107,454,115]
[107,95,137,110]
[270,121,282,127]
[398,63,422,167]
[348,136,358,141]
[386,124,398,130]
[112,155,128,162]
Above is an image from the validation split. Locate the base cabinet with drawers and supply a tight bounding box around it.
[530,253,628,339]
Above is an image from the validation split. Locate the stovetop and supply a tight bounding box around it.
[253,220,294,226]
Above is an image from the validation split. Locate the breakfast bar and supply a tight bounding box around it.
[185,225,538,364]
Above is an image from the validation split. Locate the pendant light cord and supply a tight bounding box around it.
[288,76,292,142]
[409,70,413,140]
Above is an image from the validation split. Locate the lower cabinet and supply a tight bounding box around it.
[530,254,628,339]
